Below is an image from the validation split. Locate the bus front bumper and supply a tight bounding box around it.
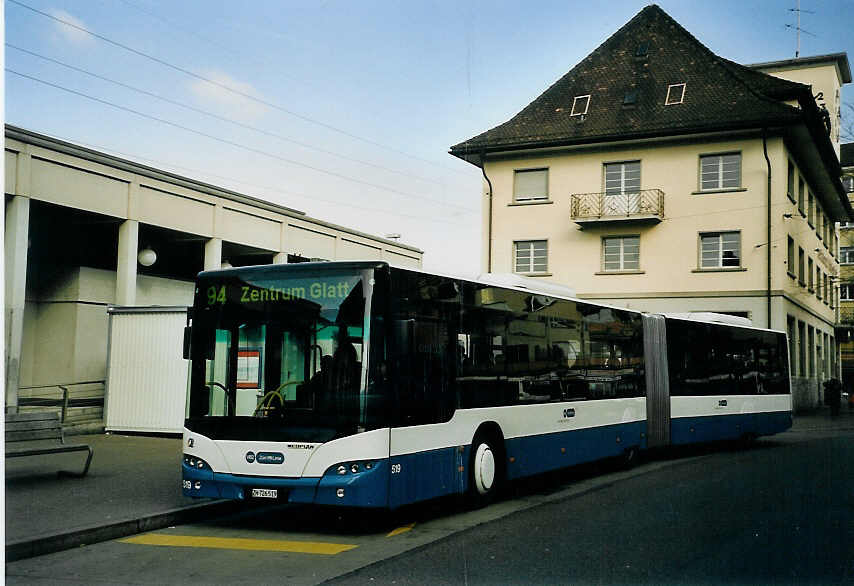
[182,459,389,508]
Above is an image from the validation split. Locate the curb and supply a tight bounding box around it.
[6,500,242,562]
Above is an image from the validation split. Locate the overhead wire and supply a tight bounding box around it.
[8,0,472,178]
[6,69,478,215]
[6,43,446,187]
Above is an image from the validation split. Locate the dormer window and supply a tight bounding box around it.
[571,95,590,116]
[623,90,638,106]
[665,83,685,105]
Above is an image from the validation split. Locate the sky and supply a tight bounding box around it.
[4,0,854,277]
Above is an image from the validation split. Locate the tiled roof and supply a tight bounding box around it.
[842,143,854,168]
[450,5,808,157]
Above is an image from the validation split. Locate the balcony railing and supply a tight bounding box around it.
[839,304,854,325]
[570,189,665,225]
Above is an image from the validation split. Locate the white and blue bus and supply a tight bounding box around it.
[182,261,792,509]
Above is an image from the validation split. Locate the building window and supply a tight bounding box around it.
[623,90,638,106]
[824,273,830,305]
[665,83,685,105]
[787,236,795,276]
[604,161,641,195]
[798,178,805,216]
[571,95,590,116]
[786,315,798,374]
[842,283,854,301]
[798,247,805,285]
[843,175,854,193]
[699,153,741,190]
[808,258,814,291]
[808,326,815,378]
[787,161,795,202]
[514,240,548,273]
[798,320,806,376]
[513,168,548,202]
[602,236,640,271]
[808,191,814,226]
[840,247,854,264]
[816,265,822,299]
[700,231,740,268]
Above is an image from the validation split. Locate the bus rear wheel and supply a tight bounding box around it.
[468,432,504,507]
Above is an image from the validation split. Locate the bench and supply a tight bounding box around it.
[5,411,94,477]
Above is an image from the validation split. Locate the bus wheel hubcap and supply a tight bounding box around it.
[474,443,495,495]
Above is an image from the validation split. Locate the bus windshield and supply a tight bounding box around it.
[186,268,373,443]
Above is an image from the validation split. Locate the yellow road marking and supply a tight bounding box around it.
[386,522,416,537]
[120,534,357,555]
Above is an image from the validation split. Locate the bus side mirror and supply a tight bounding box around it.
[183,326,192,360]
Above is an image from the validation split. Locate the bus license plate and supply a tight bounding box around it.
[251,488,277,499]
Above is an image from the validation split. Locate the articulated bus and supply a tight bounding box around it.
[182,261,792,509]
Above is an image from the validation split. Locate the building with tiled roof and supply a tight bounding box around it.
[451,4,851,411]
[837,143,854,390]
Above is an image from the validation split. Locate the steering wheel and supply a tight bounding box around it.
[205,381,232,398]
[253,380,302,417]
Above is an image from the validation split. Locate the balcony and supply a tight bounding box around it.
[839,304,854,325]
[570,189,665,226]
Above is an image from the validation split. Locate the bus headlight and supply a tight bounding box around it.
[329,461,377,476]
[183,455,211,471]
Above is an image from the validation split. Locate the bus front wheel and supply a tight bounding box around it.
[468,431,504,507]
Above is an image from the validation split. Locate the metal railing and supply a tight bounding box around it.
[839,304,854,325]
[17,381,105,422]
[570,189,665,220]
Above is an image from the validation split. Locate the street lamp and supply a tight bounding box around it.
[137,246,157,267]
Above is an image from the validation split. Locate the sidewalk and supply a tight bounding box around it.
[6,409,854,562]
[790,404,854,433]
[5,433,237,561]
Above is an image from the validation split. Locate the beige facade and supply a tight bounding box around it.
[479,59,849,412]
[838,145,854,390]
[752,54,848,158]
[4,126,422,426]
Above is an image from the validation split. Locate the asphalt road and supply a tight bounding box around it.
[6,429,853,585]
[334,435,854,585]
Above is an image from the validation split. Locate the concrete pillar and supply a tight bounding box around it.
[273,252,288,264]
[5,196,30,412]
[204,238,223,270]
[116,220,139,306]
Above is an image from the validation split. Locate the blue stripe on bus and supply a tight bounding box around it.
[670,410,792,445]
[505,421,646,479]
[388,422,645,508]
[388,446,467,509]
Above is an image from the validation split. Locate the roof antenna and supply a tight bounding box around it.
[786,0,816,58]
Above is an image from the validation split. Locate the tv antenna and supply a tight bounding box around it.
[786,0,816,58]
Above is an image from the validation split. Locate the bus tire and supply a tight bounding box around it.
[468,430,504,507]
